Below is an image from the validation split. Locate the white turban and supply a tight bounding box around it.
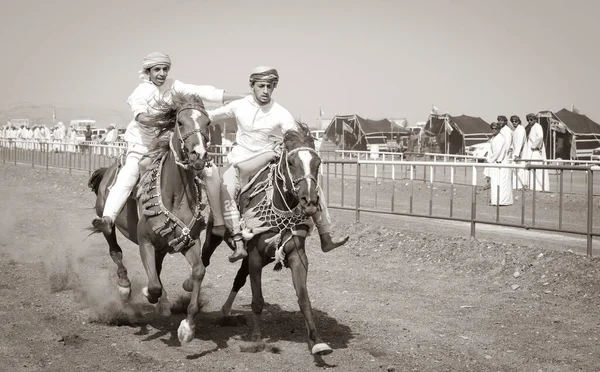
[138,52,171,80]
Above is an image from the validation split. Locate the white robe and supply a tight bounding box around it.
[511,125,528,189]
[487,133,513,206]
[523,123,550,192]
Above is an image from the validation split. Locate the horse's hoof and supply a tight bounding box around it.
[178,319,195,343]
[141,286,159,304]
[117,285,131,301]
[312,343,333,356]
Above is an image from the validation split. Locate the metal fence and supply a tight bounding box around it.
[1,139,598,256]
[320,159,599,256]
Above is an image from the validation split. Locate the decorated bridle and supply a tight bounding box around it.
[277,146,321,195]
[169,104,209,170]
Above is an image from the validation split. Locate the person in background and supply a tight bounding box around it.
[510,115,528,190]
[487,122,513,206]
[523,114,550,191]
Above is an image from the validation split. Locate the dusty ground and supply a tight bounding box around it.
[1,163,600,372]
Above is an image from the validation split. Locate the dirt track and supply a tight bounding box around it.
[1,163,600,372]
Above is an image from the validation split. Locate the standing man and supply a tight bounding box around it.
[510,115,528,190]
[523,114,550,191]
[487,122,513,206]
[208,66,349,262]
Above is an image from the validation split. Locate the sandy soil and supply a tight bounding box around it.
[1,163,599,372]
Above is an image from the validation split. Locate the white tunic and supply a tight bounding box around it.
[487,133,514,206]
[208,95,297,164]
[125,79,225,146]
[523,123,550,191]
[511,125,528,189]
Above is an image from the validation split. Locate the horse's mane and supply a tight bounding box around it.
[144,92,208,158]
[284,121,315,149]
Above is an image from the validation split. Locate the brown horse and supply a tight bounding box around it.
[88,92,211,343]
[201,123,333,355]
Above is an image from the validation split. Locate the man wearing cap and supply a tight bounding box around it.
[523,114,550,191]
[510,115,528,189]
[208,66,349,262]
[487,122,513,206]
[92,52,247,236]
[497,115,514,159]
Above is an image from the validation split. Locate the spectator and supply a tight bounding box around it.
[523,114,550,191]
[487,122,513,206]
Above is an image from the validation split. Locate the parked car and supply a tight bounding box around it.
[592,146,600,161]
[465,141,491,162]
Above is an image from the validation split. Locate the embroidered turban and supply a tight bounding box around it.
[490,122,501,130]
[138,52,171,80]
[142,52,171,70]
[510,115,521,124]
[249,66,279,86]
[526,113,537,122]
[497,115,508,123]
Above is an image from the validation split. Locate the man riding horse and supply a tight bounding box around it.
[207,66,349,262]
[92,52,246,236]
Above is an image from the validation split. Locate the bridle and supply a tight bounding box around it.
[277,146,320,195]
[170,104,209,170]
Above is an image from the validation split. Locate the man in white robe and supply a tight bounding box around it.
[510,115,528,190]
[523,114,550,192]
[487,122,513,206]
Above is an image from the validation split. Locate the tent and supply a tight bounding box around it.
[537,108,600,159]
[323,114,410,151]
[423,114,492,154]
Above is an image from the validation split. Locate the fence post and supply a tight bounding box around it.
[559,170,564,230]
[471,165,477,238]
[587,170,594,257]
[355,162,361,222]
[88,146,92,175]
[45,143,49,171]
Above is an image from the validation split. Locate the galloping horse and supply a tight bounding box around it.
[201,123,333,355]
[88,92,210,343]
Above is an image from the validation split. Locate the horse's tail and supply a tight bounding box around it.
[88,167,108,195]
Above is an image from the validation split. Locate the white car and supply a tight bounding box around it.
[592,146,600,161]
[465,141,491,161]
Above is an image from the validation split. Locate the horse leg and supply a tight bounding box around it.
[200,218,224,268]
[138,236,162,304]
[248,247,265,342]
[178,239,206,343]
[105,228,131,301]
[221,257,249,316]
[287,237,332,356]
[153,251,171,316]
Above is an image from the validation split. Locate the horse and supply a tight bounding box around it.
[201,123,334,356]
[88,92,211,343]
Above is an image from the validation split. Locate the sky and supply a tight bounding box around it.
[1,0,599,128]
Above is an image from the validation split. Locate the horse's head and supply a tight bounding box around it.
[282,122,321,216]
[148,92,211,171]
[173,102,210,171]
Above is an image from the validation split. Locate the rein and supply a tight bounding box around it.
[170,105,209,171]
